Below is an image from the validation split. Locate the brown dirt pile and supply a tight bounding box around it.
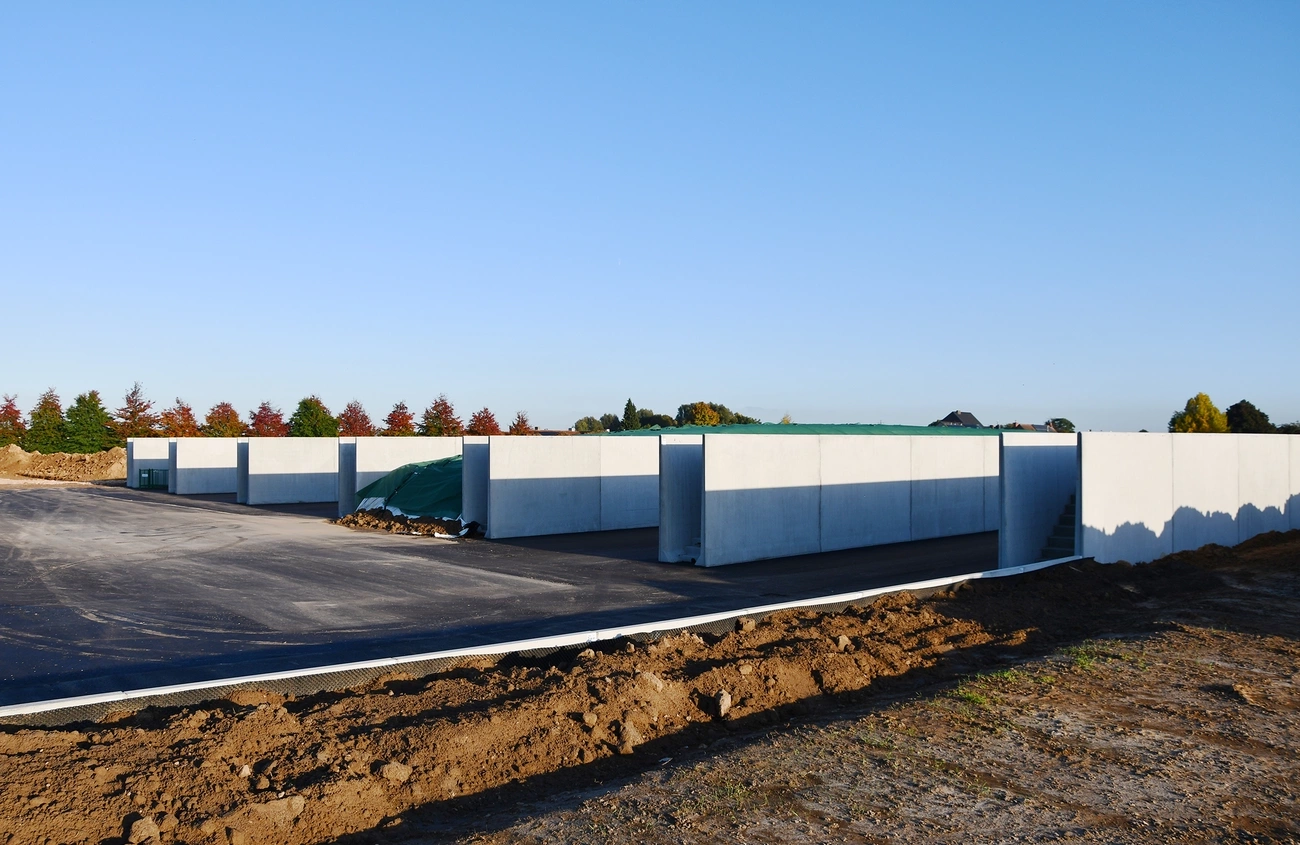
[1,531,1297,844]
[0,443,126,482]
[332,509,469,536]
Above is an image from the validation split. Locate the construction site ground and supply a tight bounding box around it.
[0,490,1295,843]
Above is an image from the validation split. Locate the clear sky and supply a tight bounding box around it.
[2,2,1296,431]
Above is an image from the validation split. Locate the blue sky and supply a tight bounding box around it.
[2,2,1296,431]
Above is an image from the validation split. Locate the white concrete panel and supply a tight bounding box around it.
[173,438,240,495]
[126,438,169,488]
[461,436,489,527]
[1170,434,1238,552]
[818,435,911,552]
[1079,433,1174,564]
[909,436,988,541]
[659,435,704,563]
[338,436,464,516]
[245,438,339,505]
[983,437,1001,532]
[487,436,602,539]
[998,433,1079,568]
[1237,435,1291,540]
[700,435,821,567]
[167,440,178,493]
[1291,437,1300,531]
[599,436,659,531]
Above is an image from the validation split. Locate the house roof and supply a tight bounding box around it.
[936,411,983,428]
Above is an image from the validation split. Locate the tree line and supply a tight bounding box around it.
[0,384,540,454]
[1167,393,1299,434]
[573,399,766,433]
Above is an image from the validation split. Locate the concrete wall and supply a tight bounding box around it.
[126,438,171,488]
[1079,432,1299,564]
[696,434,1000,567]
[236,440,249,504]
[462,436,489,526]
[167,440,178,493]
[171,438,241,495]
[659,435,704,563]
[485,436,660,539]
[337,436,464,516]
[998,433,1079,568]
[243,438,339,505]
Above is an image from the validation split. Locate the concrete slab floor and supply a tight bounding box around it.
[0,486,997,705]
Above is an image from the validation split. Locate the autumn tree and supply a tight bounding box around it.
[574,416,604,433]
[780,414,794,424]
[158,399,203,438]
[66,391,118,453]
[467,407,502,436]
[202,402,245,437]
[382,402,417,436]
[246,402,289,437]
[288,396,338,437]
[23,389,67,453]
[419,394,464,437]
[677,401,721,427]
[0,395,26,448]
[115,382,159,439]
[1168,393,1228,433]
[337,400,376,436]
[509,411,538,435]
[1226,400,1274,434]
[621,399,642,431]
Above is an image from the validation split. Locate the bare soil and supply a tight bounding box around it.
[331,509,470,537]
[0,444,126,483]
[2,532,1297,844]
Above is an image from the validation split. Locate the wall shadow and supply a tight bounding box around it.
[1083,497,1299,564]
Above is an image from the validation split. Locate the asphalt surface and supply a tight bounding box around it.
[0,486,997,706]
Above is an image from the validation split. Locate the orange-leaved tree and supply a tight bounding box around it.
[246,402,289,437]
[159,399,203,437]
[467,407,502,436]
[1168,393,1228,433]
[508,411,537,435]
[0,395,26,447]
[115,382,159,439]
[420,394,464,437]
[382,402,417,436]
[338,401,376,436]
[202,402,244,437]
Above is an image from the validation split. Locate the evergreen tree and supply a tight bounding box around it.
[0,395,26,447]
[23,389,67,453]
[1225,400,1274,433]
[115,382,159,440]
[621,399,641,431]
[1168,393,1228,433]
[202,402,245,437]
[467,407,502,435]
[337,400,376,436]
[382,402,417,436]
[66,391,117,452]
[158,399,203,437]
[600,413,622,433]
[419,394,464,437]
[288,396,338,437]
[246,402,289,437]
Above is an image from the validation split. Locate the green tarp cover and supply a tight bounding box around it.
[606,423,1001,436]
[356,455,463,520]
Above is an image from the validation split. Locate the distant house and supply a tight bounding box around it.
[1002,422,1056,433]
[929,410,984,428]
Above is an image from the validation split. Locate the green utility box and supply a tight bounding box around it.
[139,468,169,490]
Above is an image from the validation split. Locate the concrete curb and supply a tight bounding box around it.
[0,554,1082,721]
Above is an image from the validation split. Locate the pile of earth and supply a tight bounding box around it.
[332,508,473,537]
[0,530,1296,845]
[0,443,126,482]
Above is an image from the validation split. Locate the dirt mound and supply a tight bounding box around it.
[1,531,1296,844]
[0,443,126,482]
[333,508,470,537]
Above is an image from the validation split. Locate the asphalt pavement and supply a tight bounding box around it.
[0,485,996,705]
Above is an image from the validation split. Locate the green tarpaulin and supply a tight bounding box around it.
[356,456,464,520]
